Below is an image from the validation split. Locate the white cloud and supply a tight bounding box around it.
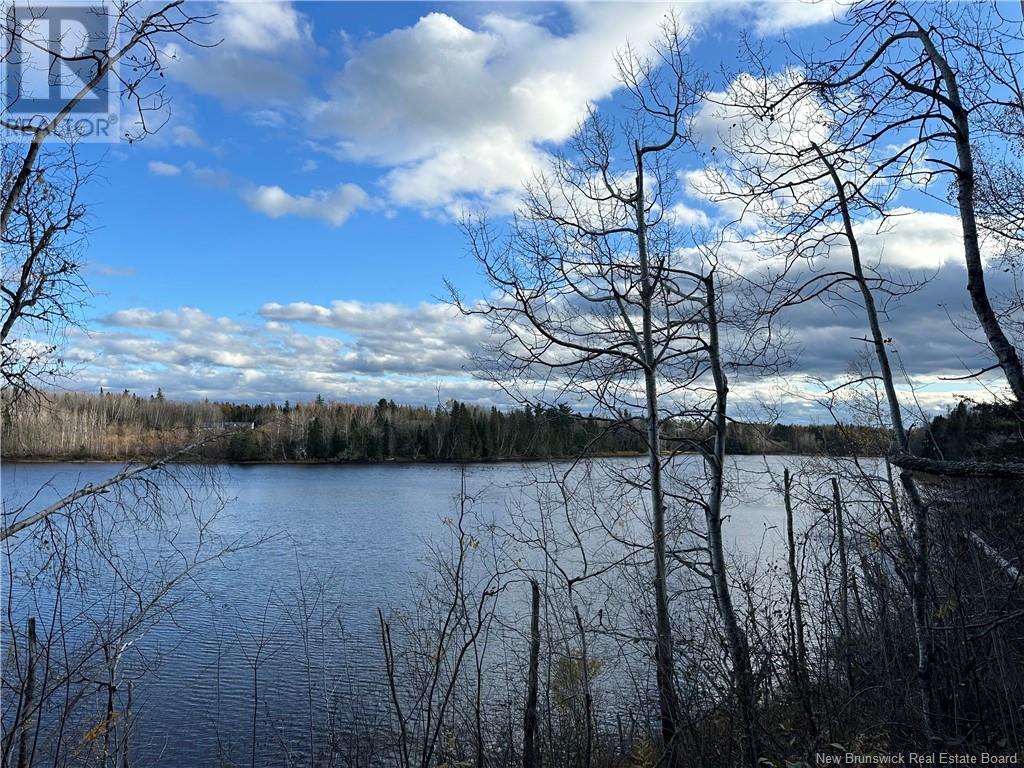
[691,68,835,185]
[682,68,871,232]
[256,301,491,377]
[848,209,966,271]
[163,2,313,105]
[71,301,496,404]
[101,307,242,334]
[170,125,204,147]
[243,182,372,226]
[302,2,847,215]
[146,161,371,228]
[161,2,855,222]
[67,277,1007,410]
[259,300,488,344]
[219,1,312,53]
[667,201,710,229]
[709,207,970,276]
[148,161,182,176]
[308,5,677,211]
[247,109,285,128]
[753,0,846,35]
[383,131,544,213]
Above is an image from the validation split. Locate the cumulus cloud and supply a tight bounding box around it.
[846,209,966,271]
[101,306,241,332]
[148,161,181,176]
[92,301,489,376]
[691,69,832,154]
[163,1,314,105]
[161,3,851,219]
[667,201,710,229]
[683,68,844,230]
[67,250,1015,413]
[258,300,490,372]
[242,182,372,226]
[714,209,972,274]
[681,67,981,268]
[308,5,676,211]
[145,160,372,227]
[219,1,312,53]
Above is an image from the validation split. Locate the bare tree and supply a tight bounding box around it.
[378,470,511,768]
[453,18,702,763]
[0,8,254,764]
[0,462,260,768]
[452,17,711,763]
[794,1,1024,404]
[2,0,213,407]
[705,12,1024,734]
[0,144,88,401]
[523,579,541,768]
[783,469,812,726]
[1,0,213,234]
[453,16,791,764]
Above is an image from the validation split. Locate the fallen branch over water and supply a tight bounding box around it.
[890,452,1024,480]
[0,426,244,542]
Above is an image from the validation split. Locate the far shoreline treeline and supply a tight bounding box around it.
[1,389,892,464]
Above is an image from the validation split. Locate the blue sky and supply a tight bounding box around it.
[52,1,1018,416]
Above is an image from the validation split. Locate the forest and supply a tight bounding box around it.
[2,2,1024,768]
[1,389,890,462]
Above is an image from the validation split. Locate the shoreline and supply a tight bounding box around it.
[0,449,885,467]
[0,452,646,467]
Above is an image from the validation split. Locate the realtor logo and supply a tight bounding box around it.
[2,2,120,141]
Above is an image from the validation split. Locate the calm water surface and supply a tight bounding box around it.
[2,459,797,766]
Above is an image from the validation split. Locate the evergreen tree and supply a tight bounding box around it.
[329,426,345,458]
[306,416,325,459]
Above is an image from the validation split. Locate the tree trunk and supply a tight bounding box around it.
[705,273,759,768]
[573,605,593,768]
[523,580,541,768]
[816,145,939,741]
[831,478,854,691]
[634,142,684,766]
[916,30,1024,405]
[16,617,36,768]
[784,470,813,726]
[121,680,133,768]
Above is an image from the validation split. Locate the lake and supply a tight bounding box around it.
[1,458,805,767]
